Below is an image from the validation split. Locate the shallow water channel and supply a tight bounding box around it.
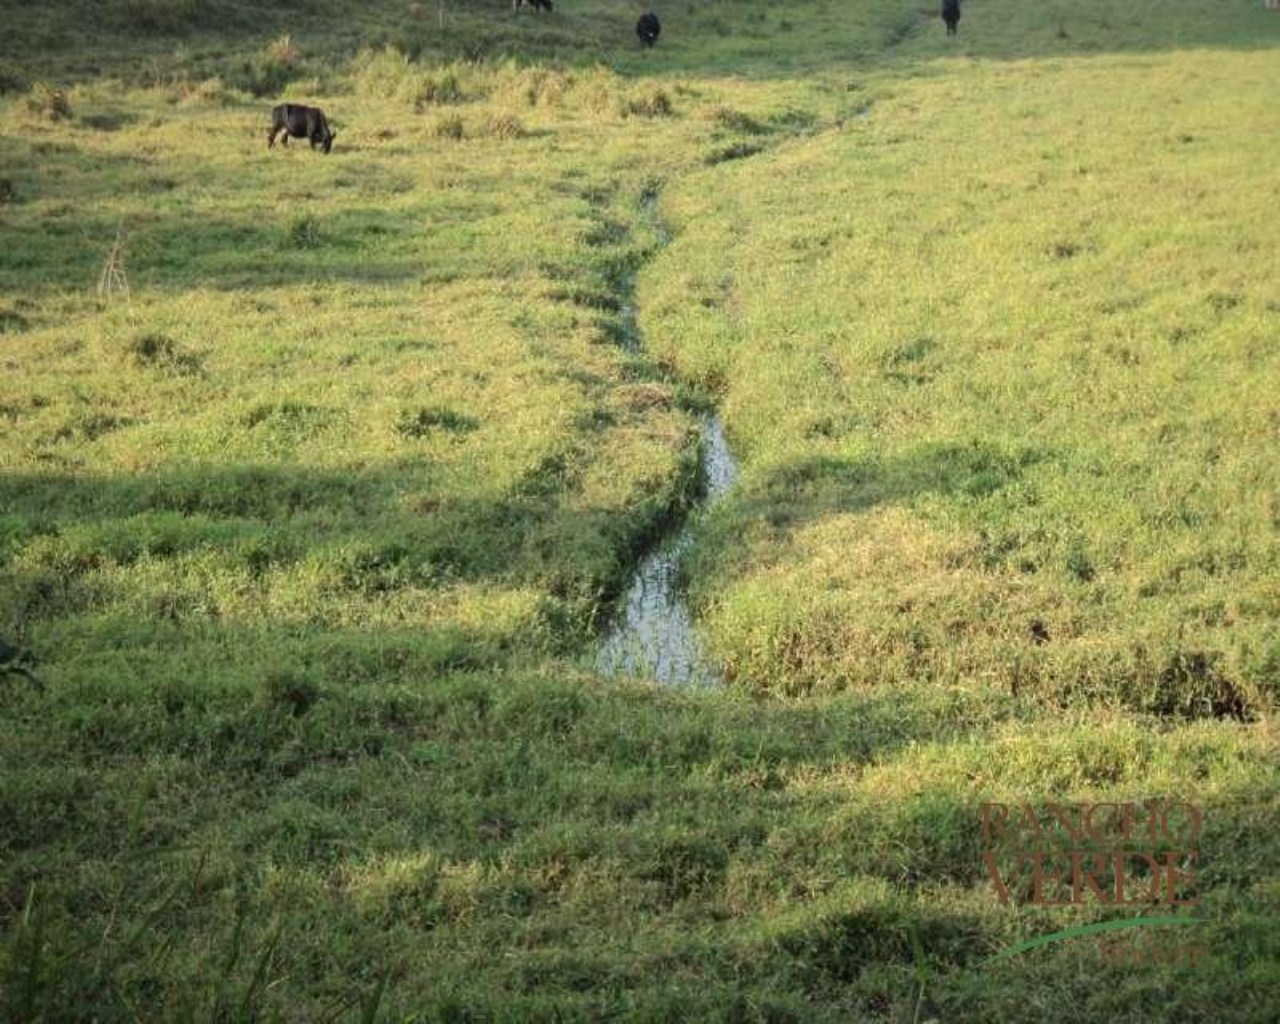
[593,211,740,686]
[594,414,738,686]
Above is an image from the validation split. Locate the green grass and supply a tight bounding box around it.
[651,43,1280,715]
[2,1,1279,1020]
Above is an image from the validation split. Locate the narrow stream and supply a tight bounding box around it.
[594,198,739,687]
[595,413,737,686]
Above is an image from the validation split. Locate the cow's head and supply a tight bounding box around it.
[322,128,335,154]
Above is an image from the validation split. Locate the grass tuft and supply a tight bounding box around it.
[286,213,324,248]
[622,84,673,118]
[25,82,71,121]
[396,406,480,437]
[432,112,465,140]
[481,113,526,140]
[127,333,203,375]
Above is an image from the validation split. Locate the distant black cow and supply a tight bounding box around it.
[636,11,661,46]
[942,0,961,37]
[514,0,553,10]
[268,103,336,154]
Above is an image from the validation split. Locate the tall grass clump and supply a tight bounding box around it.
[621,83,673,118]
[126,333,202,375]
[414,68,465,108]
[228,33,305,97]
[265,33,302,69]
[25,82,72,121]
[481,113,525,140]
[351,44,418,99]
[432,112,465,140]
[705,105,765,134]
[285,213,324,248]
[489,64,571,109]
[174,76,237,107]
[351,45,468,106]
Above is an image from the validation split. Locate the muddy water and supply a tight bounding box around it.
[594,243,739,685]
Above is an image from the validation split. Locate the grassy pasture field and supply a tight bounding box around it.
[2,0,1278,1020]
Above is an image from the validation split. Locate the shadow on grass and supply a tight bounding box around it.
[721,439,1048,533]
[0,443,698,645]
[3,643,1274,1019]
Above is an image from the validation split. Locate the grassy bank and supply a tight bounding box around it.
[651,44,1279,714]
[2,1,1278,1020]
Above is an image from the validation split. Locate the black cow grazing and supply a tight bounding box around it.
[514,0,553,10]
[941,0,961,37]
[636,11,661,47]
[268,103,336,154]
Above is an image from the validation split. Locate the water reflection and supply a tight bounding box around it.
[595,415,737,686]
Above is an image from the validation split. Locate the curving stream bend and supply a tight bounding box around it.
[593,196,739,687]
